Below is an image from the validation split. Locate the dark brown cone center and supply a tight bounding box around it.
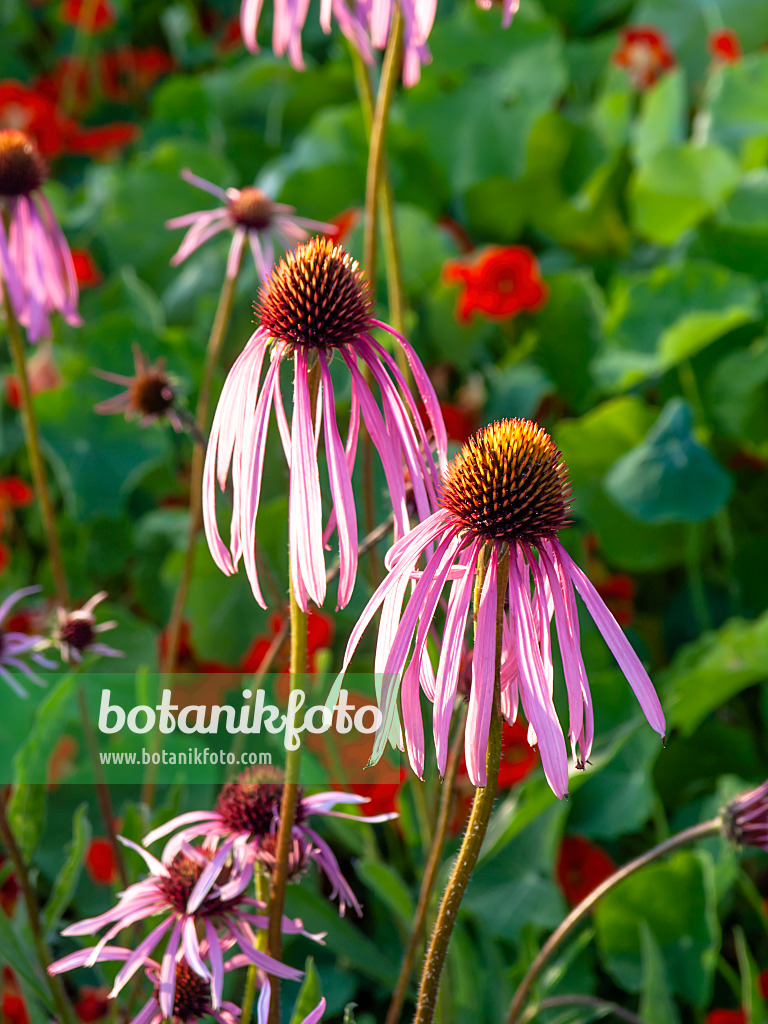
[154,962,210,1022]
[0,130,47,198]
[228,187,274,230]
[60,618,94,653]
[133,372,174,416]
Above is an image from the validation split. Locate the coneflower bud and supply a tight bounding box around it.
[256,237,372,350]
[0,130,47,198]
[440,419,572,544]
[722,781,768,851]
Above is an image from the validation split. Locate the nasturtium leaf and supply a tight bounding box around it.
[630,143,740,245]
[596,261,761,390]
[356,859,414,928]
[290,958,323,1024]
[594,850,720,1005]
[632,69,687,166]
[639,923,681,1024]
[44,803,91,934]
[696,54,768,159]
[662,609,768,735]
[692,168,768,277]
[708,336,768,448]
[604,399,733,524]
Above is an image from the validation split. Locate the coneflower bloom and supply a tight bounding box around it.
[50,951,241,1024]
[0,585,55,697]
[722,781,768,852]
[54,838,308,1011]
[143,772,398,917]
[203,237,446,611]
[257,979,325,1024]
[51,591,123,664]
[336,419,666,798]
[239,0,372,72]
[93,344,182,431]
[166,170,333,282]
[0,129,81,342]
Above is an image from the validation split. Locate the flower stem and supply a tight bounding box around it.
[266,574,307,1024]
[413,550,509,1024]
[241,872,272,1024]
[385,708,467,1024]
[77,684,129,888]
[504,817,723,1024]
[0,795,78,1024]
[142,259,241,810]
[2,283,69,606]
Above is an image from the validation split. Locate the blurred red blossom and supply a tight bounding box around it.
[240,609,334,674]
[709,29,742,64]
[68,121,140,159]
[60,0,116,33]
[1,970,29,1024]
[0,859,19,916]
[85,837,118,886]
[612,26,675,89]
[74,987,111,1023]
[556,834,617,905]
[443,246,548,323]
[706,1012,745,1024]
[46,735,79,789]
[0,477,34,575]
[346,769,406,817]
[324,208,361,247]
[71,249,103,288]
[100,46,176,102]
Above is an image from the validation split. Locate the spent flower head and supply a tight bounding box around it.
[0,128,81,342]
[93,344,181,431]
[203,236,447,612]
[336,418,665,798]
[52,592,123,665]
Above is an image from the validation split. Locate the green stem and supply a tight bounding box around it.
[2,283,69,606]
[142,258,241,809]
[385,708,467,1024]
[504,818,723,1024]
[413,549,509,1024]
[266,575,307,1024]
[0,796,78,1024]
[77,684,129,888]
[241,872,272,1024]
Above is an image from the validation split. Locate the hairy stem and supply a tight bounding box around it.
[504,818,723,1024]
[385,709,467,1024]
[266,575,307,1024]
[413,550,509,1024]
[0,797,78,1024]
[2,284,69,606]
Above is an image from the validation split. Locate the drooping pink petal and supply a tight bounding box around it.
[466,545,498,787]
[289,347,326,608]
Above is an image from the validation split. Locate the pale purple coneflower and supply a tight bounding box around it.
[93,343,183,432]
[166,170,333,282]
[203,236,447,612]
[256,979,325,1024]
[143,771,398,917]
[0,585,56,697]
[335,418,666,798]
[240,0,372,72]
[51,591,123,664]
[0,129,81,342]
[55,837,310,1012]
[50,949,242,1024]
[723,781,768,851]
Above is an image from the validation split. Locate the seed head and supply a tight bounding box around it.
[228,187,275,230]
[216,766,305,836]
[0,130,47,198]
[440,419,571,544]
[155,962,210,1023]
[59,617,94,653]
[256,237,372,350]
[131,366,175,417]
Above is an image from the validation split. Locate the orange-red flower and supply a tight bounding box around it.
[324,208,361,247]
[240,609,335,674]
[443,246,548,324]
[556,834,617,905]
[46,734,79,789]
[74,987,110,1023]
[706,1012,745,1024]
[100,46,176,102]
[84,837,118,886]
[71,249,103,288]
[709,29,742,64]
[67,122,140,160]
[612,26,675,90]
[0,477,33,575]
[0,81,76,158]
[1,970,29,1024]
[60,0,116,33]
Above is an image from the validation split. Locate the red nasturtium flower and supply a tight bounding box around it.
[100,46,176,102]
[443,246,548,324]
[706,1012,745,1024]
[556,835,617,905]
[0,477,34,574]
[240,609,335,674]
[708,29,742,64]
[74,987,111,1023]
[1,969,29,1024]
[60,0,116,33]
[84,837,118,886]
[0,81,76,158]
[612,26,675,90]
[70,249,103,288]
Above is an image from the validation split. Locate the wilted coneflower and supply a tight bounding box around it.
[203,237,446,611]
[0,585,56,697]
[143,771,398,917]
[0,129,81,342]
[50,950,241,1024]
[166,170,333,282]
[722,781,768,852]
[54,838,309,1012]
[336,419,665,797]
[93,344,182,431]
[51,591,123,664]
